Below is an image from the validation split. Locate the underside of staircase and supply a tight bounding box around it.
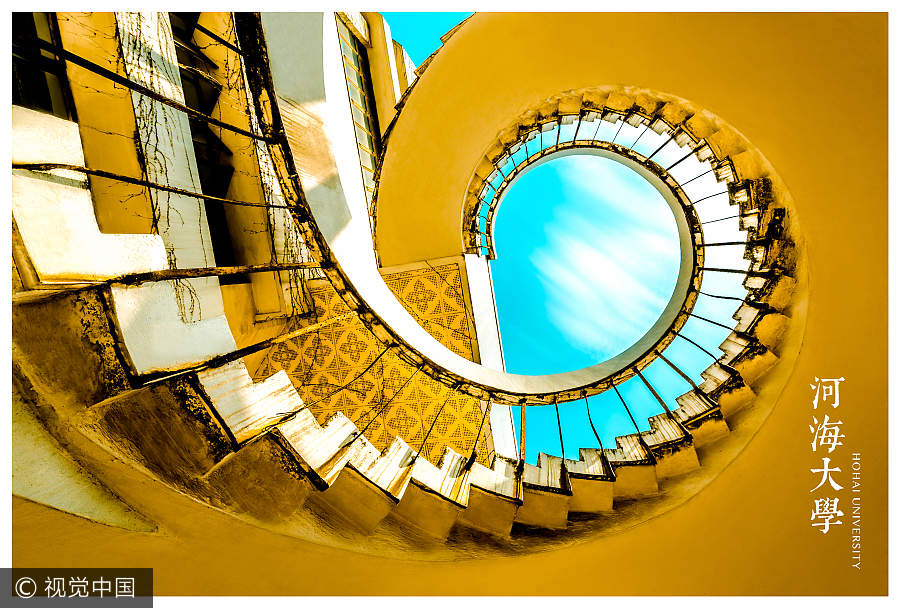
[11,15,804,559]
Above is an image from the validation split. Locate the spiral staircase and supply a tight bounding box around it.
[12,11,807,565]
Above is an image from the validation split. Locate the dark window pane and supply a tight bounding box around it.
[12,12,72,119]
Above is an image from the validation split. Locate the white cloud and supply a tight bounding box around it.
[525,156,681,360]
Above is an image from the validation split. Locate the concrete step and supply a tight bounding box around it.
[457,455,520,537]
[642,414,700,481]
[698,362,735,395]
[202,432,313,522]
[198,362,301,443]
[515,453,570,530]
[604,434,659,500]
[429,446,471,505]
[361,436,416,497]
[308,428,392,534]
[12,106,167,285]
[673,390,730,448]
[393,447,468,540]
[565,447,615,513]
[276,410,377,487]
[81,380,233,487]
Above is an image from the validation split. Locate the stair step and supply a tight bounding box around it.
[733,303,763,334]
[110,283,236,375]
[605,433,652,464]
[198,362,301,443]
[658,102,692,131]
[458,456,520,537]
[699,362,734,394]
[751,312,791,353]
[84,380,232,486]
[674,390,730,448]
[392,447,467,540]
[12,106,168,285]
[404,446,471,505]
[566,447,613,478]
[763,275,797,311]
[566,448,614,513]
[515,453,570,530]
[643,415,701,481]
[313,435,402,534]
[361,436,416,497]
[718,382,757,419]
[605,434,658,500]
[605,89,634,113]
[643,413,689,446]
[276,410,378,487]
[683,110,720,141]
[718,331,752,367]
[674,390,716,421]
[203,433,313,522]
[524,453,569,490]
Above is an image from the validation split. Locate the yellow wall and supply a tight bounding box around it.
[57,12,155,236]
[194,12,286,318]
[377,11,890,593]
[375,13,887,269]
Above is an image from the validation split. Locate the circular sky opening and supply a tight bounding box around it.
[490,154,681,375]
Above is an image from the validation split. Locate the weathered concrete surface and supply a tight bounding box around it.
[203,434,313,522]
[13,388,155,532]
[81,380,232,489]
[13,290,131,414]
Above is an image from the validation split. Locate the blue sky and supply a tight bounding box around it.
[491,156,680,375]
[494,156,723,461]
[381,12,473,65]
[384,14,747,463]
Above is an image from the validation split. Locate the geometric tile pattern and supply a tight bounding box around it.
[382,261,478,361]
[252,269,491,467]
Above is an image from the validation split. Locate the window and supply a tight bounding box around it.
[12,12,74,119]
[169,12,248,284]
[336,16,381,211]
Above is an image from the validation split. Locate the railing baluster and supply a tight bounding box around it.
[583,394,604,449]
[635,368,673,417]
[554,399,566,459]
[340,364,423,451]
[465,399,493,469]
[414,384,458,463]
[674,330,720,361]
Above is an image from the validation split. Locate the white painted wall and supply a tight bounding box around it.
[12,106,167,284]
[463,253,505,370]
[463,254,517,459]
[115,11,223,322]
[234,35,319,315]
[110,12,236,373]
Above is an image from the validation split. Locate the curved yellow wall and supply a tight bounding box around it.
[376,13,885,269]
